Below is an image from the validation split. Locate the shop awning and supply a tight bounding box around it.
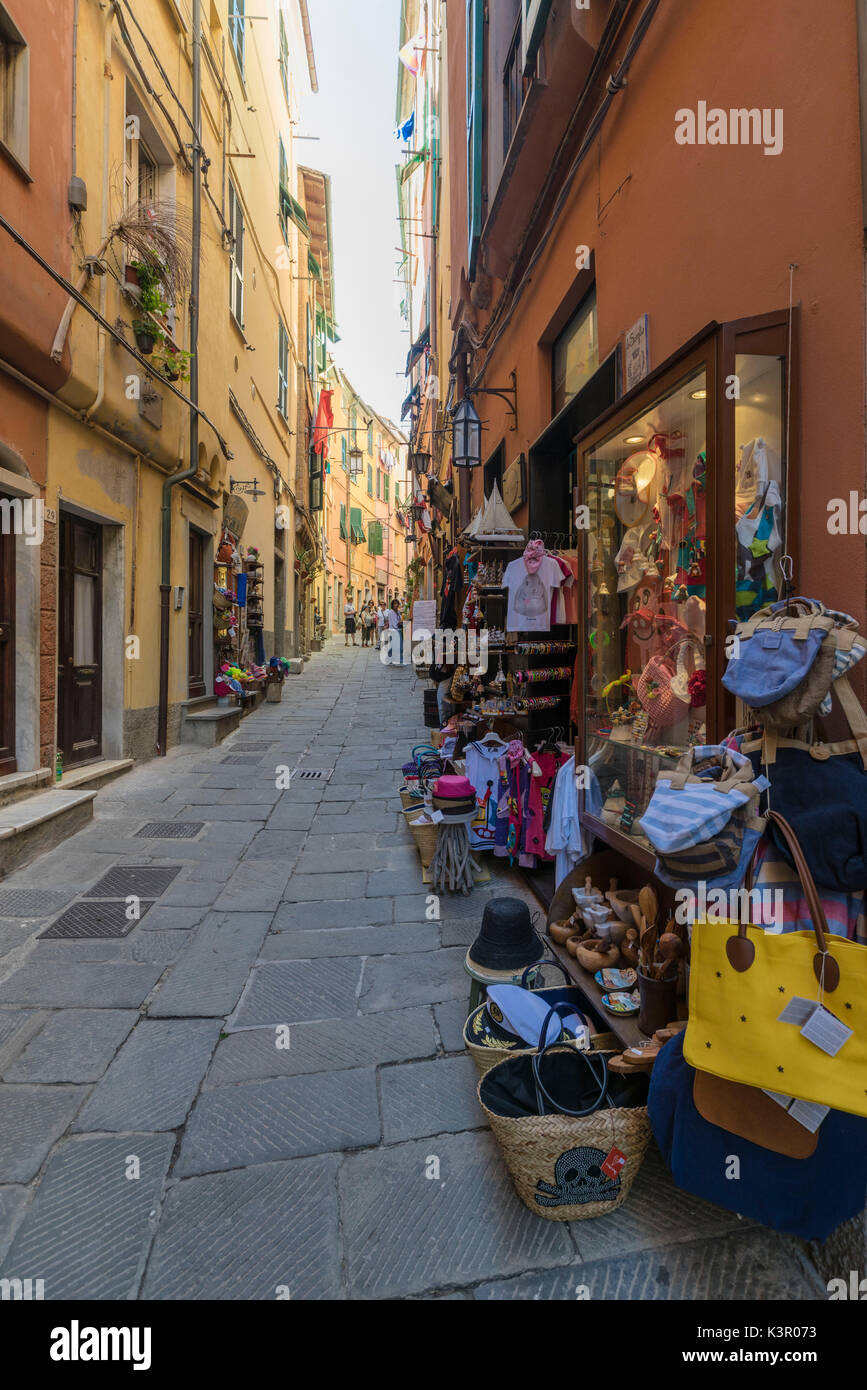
[427,476,453,517]
[401,385,420,421]
[280,186,310,238]
[406,324,430,376]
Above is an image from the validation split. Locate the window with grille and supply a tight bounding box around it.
[278,319,289,417]
[228,180,244,326]
[229,0,245,76]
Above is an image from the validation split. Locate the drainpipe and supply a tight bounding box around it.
[82,4,115,421]
[158,0,202,754]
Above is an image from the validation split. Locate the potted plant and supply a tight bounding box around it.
[132,318,157,354]
[155,344,193,382]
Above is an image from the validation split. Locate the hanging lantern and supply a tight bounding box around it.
[348,443,363,478]
[452,395,481,469]
[410,450,431,476]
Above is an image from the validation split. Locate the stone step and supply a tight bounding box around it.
[0,768,54,809]
[0,789,97,879]
[180,701,241,748]
[58,758,135,792]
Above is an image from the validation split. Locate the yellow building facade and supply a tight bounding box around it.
[47,0,318,764]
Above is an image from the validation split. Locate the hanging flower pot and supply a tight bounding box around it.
[133,321,156,354]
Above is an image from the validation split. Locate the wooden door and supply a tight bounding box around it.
[0,499,15,775]
[58,514,102,767]
[188,529,206,698]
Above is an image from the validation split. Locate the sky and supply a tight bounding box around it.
[303,0,409,426]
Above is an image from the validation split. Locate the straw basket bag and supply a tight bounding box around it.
[402,806,438,868]
[465,1010,619,1076]
[478,1029,651,1221]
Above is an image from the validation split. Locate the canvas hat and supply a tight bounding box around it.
[468,897,543,971]
[486,985,588,1047]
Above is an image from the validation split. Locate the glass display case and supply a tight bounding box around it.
[575,316,794,863]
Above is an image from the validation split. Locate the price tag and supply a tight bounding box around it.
[777,996,817,1026]
[800,1005,853,1057]
[601,1146,627,1180]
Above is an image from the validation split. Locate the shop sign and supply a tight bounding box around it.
[625,315,650,392]
[502,453,525,513]
[223,494,248,541]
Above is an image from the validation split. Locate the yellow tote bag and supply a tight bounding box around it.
[684,812,867,1118]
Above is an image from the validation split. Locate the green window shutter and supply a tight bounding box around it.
[376,469,381,500]
[350,507,366,543]
[339,503,347,540]
[466,0,484,279]
[281,188,310,238]
[341,436,347,469]
[368,521,383,556]
[367,464,373,495]
[395,482,400,506]
[384,474,390,503]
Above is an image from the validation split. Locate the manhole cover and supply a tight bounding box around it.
[135,822,205,839]
[229,743,274,752]
[86,866,183,899]
[0,890,71,919]
[220,754,264,765]
[39,900,153,939]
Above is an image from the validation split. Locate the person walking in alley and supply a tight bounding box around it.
[343,596,357,646]
[386,597,404,664]
[375,601,387,649]
[361,601,376,647]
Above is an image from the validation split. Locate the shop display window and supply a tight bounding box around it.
[575,318,792,862]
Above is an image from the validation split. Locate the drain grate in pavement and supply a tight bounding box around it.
[86,866,183,899]
[0,889,71,919]
[135,821,205,839]
[294,768,332,781]
[39,900,153,939]
[220,754,265,765]
[228,742,275,752]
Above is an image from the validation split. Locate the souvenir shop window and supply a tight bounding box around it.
[579,366,711,851]
[732,352,787,622]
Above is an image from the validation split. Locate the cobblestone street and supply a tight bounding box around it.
[0,640,840,1299]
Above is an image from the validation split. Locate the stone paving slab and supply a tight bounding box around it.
[0,962,163,1009]
[308,810,402,835]
[243,830,306,861]
[137,906,207,931]
[204,1006,437,1085]
[32,932,192,966]
[229,957,364,1028]
[257,921,439,959]
[281,871,367,902]
[293,845,418,875]
[0,1184,28,1264]
[141,1155,342,1300]
[434,998,472,1053]
[271,898,392,931]
[158,877,228,906]
[149,913,272,1018]
[339,1130,574,1299]
[380,1055,485,1143]
[0,1010,46,1073]
[177,1068,380,1174]
[72,1019,222,1132]
[0,1084,88,1181]
[264,803,319,831]
[214,862,292,912]
[473,1226,824,1300]
[393,893,440,923]
[358,948,469,1013]
[4,1009,139,1083]
[0,1134,175,1299]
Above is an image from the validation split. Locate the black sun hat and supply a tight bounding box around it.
[468,896,543,972]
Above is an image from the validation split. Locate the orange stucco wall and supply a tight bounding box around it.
[450,0,867,625]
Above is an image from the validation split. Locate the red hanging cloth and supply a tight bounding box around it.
[312,389,334,458]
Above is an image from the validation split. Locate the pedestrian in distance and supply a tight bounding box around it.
[361,602,376,647]
[386,597,404,664]
[343,597,357,646]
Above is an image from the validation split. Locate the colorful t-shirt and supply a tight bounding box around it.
[503,556,564,633]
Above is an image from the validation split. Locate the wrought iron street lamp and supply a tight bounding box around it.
[348,443,363,478]
[452,395,481,468]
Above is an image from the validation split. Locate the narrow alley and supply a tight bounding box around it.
[0,643,827,1299]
